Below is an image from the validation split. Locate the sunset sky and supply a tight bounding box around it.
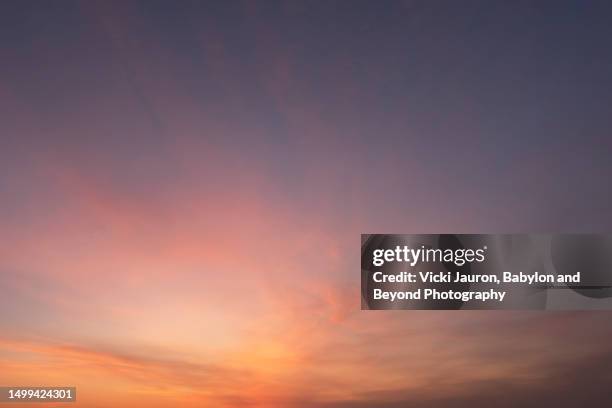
[2,1,612,407]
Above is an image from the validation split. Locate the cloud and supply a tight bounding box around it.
[299,347,612,407]
[0,337,260,406]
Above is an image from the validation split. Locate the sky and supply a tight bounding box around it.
[1,0,612,406]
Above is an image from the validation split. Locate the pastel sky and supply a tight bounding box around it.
[1,1,612,407]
